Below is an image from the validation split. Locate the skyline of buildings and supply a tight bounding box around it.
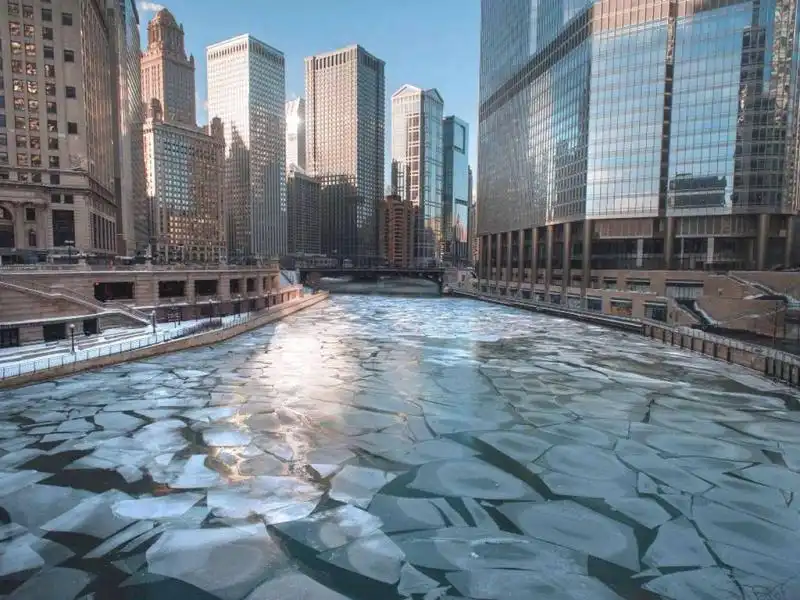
[0,4,471,269]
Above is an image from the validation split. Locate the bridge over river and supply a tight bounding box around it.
[1,295,799,599]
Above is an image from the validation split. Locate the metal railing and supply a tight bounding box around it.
[0,318,226,380]
[51,285,151,323]
[0,292,310,381]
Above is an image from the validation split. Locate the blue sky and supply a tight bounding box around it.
[137,0,481,177]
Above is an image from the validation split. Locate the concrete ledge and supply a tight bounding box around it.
[453,290,643,332]
[0,292,329,390]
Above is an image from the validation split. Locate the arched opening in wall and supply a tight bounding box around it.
[28,229,37,248]
[0,207,14,248]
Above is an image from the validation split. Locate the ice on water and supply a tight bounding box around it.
[146,524,287,600]
[274,504,382,551]
[1,295,800,599]
[329,465,398,509]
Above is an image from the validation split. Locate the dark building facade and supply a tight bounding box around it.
[287,166,321,255]
[478,0,800,292]
[305,45,385,265]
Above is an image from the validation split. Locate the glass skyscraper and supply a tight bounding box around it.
[443,116,471,266]
[478,0,800,291]
[391,85,444,266]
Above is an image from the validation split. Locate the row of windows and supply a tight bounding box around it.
[5,80,77,98]
[7,41,74,63]
[0,169,60,184]
[0,132,73,147]
[7,4,70,25]
[0,151,60,167]
[0,113,75,133]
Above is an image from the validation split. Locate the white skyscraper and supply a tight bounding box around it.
[206,35,287,260]
[285,98,305,171]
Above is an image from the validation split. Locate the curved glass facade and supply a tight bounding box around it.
[478,0,800,272]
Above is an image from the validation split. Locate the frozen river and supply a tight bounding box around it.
[1,295,800,600]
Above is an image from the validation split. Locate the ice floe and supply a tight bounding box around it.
[409,459,538,500]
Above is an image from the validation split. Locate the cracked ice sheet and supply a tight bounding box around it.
[319,532,405,585]
[410,459,538,500]
[392,527,588,573]
[644,568,744,600]
[274,505,382,551]
[0,470,48,497]
[5,567,93,600]
[203,426,253,448]
[111,492,203,520]
[169,455,221,489]
[329,465,399,508]
[2,484,94,531]
[499,501,639,571]
[245,570,350,600]
[692,500,799,561]
[41,490,135,539]
[446,569,624,600]
[642,517,715,568]
[146,524,288,600]
[208,475,322,523]
[367,495,447,533]
[0,536,45,576]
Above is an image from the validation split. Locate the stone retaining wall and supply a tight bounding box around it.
[0,292,329,390]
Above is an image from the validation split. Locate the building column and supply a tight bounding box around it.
[562,223,572,302]
[664,216,675,270]
[531,227,539,288]
[505,231,513,290]
[582,219,593,299]
[706,236,715,267]
[636,238,644,268]
[485,235,491,284]
[545,224,554,294]
[494,233,501,286]
[757,213,769,271]
[517,229,525,288]
[785,215,795,268]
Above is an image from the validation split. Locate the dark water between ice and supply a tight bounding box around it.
[1,295,800,600]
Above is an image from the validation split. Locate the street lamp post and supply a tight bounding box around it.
[208,300,213,325]
[69,323,75,353]
[151,310,156,334]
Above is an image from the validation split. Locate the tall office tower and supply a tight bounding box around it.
[286,165,320,255]
[285,98,305,171]
[143,100,226,263]
[305,45,385,265]
[442,115,470,266]
[0,0,118,263]
[140,8,195,126]
[107,0,145,257]
[391,85,444,267]
[478,0,800,294]
[207,35,287,261]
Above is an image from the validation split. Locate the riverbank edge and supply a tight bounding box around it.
[0,292,330,390]
[454,290,800,388]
